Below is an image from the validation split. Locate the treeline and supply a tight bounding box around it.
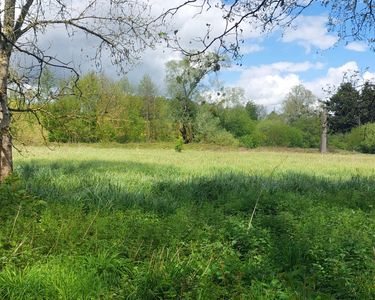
[11,71,324,149]
[10,54,375,153]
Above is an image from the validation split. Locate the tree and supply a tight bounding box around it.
[138,75,158,141]
[360,82,375,125]
[217,87,246,108]
[320,106,328,153]
[165,53,223,143]
[245,101,261,121]
[326,82,361,133]
[219,106,256,138]
[282,85,317,125]
[0,0,165,181]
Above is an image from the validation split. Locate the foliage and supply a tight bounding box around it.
[41,73,176,144]
[239,134,258,148]
[346,123,375,153]
[327,82,361,134]
[138,75,159,141]
[359,82,375,124]
[254,120,304,147]
[292,115,321,148]
[282,85,317,124]
[165,53,225,143]
[194,104,238,146]
[175,137,184,152]
[11,71,332,151]
[219,106,256,138]
[245,101,266,120]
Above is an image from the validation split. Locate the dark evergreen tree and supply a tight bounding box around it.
[326,82,361,133]
[360,82,375,125]
[245,101,259,120]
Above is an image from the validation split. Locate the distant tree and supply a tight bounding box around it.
[138,75,158,141]
[360,82,375,125]
[245,100,267,120]
[217,87,246,108]
[254,119,303,147]
[266,111,283,121]
[119,77,135,95]
[326,82,361,133]
[219,106,256,138]
[195,104,238,145]
[282,85,317,124]
[245,101,259,120]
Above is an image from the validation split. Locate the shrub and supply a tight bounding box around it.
[175,137,184,152]
[254,120,303,147]
[346,123,375,153]
[239,134,258,148]
[220,107,256,137]
[210,130,239,146]
[328,134,348,150]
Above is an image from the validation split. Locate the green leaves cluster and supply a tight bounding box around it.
[42,73,176,143]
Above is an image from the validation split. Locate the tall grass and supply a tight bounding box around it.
[0,145,373,299]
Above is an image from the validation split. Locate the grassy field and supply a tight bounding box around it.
[1,145,374,299]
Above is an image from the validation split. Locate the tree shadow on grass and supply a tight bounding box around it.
[4,159,375,299]
[16,159,375,214]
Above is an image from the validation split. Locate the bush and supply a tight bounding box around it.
[254,120,303,147]
[175,137,184,152]
[220,107,256,137]
[346,123,375,153]
[239,134,258,148]
[211,130,239,146]
[195,104,239,146]
[328,134,348,150]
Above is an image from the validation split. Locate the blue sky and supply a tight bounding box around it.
[37,0,375,108]
[123,1,375,108]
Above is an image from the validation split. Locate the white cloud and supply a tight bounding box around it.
[232,61,375,108]
[305,61,375,99]
[345,41,368,52]
[282,16,338,52]
[363,71,375,82]
[234,61,323,106]
[239,44,264,54]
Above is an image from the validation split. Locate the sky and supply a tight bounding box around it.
[30,0,375,109]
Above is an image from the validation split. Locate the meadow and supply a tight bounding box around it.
[0,144,374,299]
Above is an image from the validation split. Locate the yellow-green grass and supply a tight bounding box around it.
[15,144,375,178]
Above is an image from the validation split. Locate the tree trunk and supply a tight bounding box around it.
[320,106,328,154]
[0,51,12,182]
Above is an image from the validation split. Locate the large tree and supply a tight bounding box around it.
[282,85,317,125]
[326,82,361,133]
[165,53,223,143]
[360,81,375,125]
[0,0,165,181]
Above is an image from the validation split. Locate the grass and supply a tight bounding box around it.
[0,144,374,299]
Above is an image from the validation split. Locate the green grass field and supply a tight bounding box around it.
[1,145,374,299]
